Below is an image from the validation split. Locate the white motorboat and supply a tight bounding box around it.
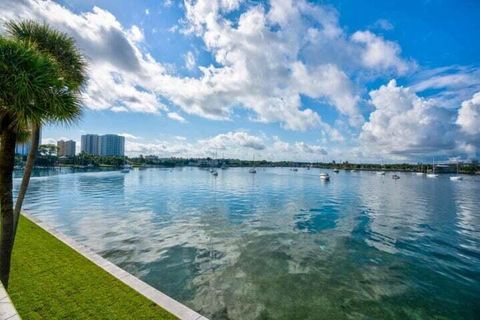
[211,169,218,176]
[319,172,330,181]
[120,163,131,173]
[333,168,339,173]
[392,174,400,180]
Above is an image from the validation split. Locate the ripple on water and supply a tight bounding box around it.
[15,168,480,320]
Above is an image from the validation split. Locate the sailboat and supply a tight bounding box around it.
[249,154,257,173]
[450,162,463,181]
[376,159,386,175]
[426,157,438,178]
[415,163,425,176]
[120,157,130,173]
[220,153,228,170]
[211,152,219,176]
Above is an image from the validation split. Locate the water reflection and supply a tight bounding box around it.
[15,168,480,319]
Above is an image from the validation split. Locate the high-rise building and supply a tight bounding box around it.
[15,127,42,156]
[99,134,125,156]
[15,142,31,156]
[81,134,100,155]
[57,140,76,157]
[81,134,125,156]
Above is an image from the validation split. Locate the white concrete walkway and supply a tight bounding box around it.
[0,282,21,320]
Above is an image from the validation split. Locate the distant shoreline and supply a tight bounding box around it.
[13,163,480,175]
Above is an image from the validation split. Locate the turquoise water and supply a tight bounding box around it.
[15,168,480,319]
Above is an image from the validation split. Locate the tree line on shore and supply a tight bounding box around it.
[16,150,480,174]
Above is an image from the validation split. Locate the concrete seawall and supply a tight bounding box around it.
[23,213,208,320]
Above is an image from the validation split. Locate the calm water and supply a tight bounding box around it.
[15,168,480,319]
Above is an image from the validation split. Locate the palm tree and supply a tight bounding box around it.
[0,21,85,288]
[6,21,86,238]
[0,36,66,288]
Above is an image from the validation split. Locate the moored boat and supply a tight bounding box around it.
[319,172,330,181]
[249,154,257,173]
[450,162,463,181]
[377,159,386,175]
[427,157,438,178]
[121,163,131,173]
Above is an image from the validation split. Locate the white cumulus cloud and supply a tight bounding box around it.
[456,92,480,136]
[360,80,456,157]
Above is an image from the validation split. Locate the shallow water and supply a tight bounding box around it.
[16,168,480,319]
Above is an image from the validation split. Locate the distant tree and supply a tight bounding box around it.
[38,144,58,157]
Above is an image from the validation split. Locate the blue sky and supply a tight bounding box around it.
[1,0,479,162]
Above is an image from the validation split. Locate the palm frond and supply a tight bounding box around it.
[0,36,63,129]
[6,20,87,91]
[2,20,88,129]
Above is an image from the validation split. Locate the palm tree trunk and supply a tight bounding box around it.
[0,127,17,289]
[13,124,40,238]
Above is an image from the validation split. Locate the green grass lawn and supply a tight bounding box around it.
[9,215,177,320]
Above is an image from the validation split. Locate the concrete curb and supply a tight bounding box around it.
[22,213,208,320]
[0,282,21,320]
